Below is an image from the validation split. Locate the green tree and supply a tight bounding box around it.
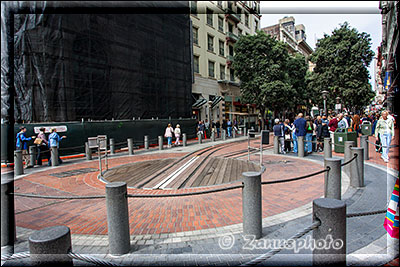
[233,31,295,128]
[308,22,375,112]
[287,53,310,112]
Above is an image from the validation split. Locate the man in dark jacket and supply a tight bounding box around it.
[273,119,285,154]
[293,113,306,154]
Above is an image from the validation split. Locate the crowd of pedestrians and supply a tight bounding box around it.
[273,110,396,163]
[196,118,240,140]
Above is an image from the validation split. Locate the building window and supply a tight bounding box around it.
[207,34,214,52]
[219,40,224,56]
[190,1,197,16]
[217,1,223,8]
[208,61,215,78]
[193,27,198,45]
[255,20,258,32]
[228,1,233,10]
[237,7,242,20]
[228,23,233,33]
[220,64,225,80]
[194,55,199,73]
[230,68,235,81]
[218,16,224,32]
[229,45,234,56]
[206,8,213,26]
[245,13,249,27]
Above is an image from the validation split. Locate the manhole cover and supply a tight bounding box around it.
[49,168,98,178]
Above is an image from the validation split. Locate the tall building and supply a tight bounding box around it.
[261,16,314,71]
[379,1,399,113]
[190,1,261,123]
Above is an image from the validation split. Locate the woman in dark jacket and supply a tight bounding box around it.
[316,118,330,152]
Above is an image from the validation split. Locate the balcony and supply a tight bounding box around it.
[225,8,241,23]
[226,32,239,43]
[226,55,234,65]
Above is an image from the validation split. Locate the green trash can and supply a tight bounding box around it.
[334,128,358,153]
[360,121,372,136]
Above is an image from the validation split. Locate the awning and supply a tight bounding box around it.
[192,98,207,108]
[225,111,258,116]
[211,96,223,108]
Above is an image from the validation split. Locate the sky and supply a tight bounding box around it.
[259,1,382,91]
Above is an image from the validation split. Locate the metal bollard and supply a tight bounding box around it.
[183,133,187,147]
[105,182,130,255]
[198,132,202,144]
[1,176,15,253]
[29,145,36,167]
[273,136,279,154]
[324,138,332,159]
[222,129,226,141]
[109,138,115,155]
[14,150,23,175]
[324,158,342,200]
[51,146,59,167]
[350,147,364,188]
[144,135,149,150]
[298,136,305,157]
[344,141,355,178]
[128,138,134,155]
[242,172,262,239]
[312,198,346,266]
[158,136,163,150]
[29,226,73,266]
[85,142,92,160]
[211,131,215,142]
[360,135,369,160]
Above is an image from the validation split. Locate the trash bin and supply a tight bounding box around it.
[261,130,270,144]
[334,128,358,153]
[360,121,372,136]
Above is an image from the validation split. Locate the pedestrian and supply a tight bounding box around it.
[164,123,174,148]
[352,114,361,135]
[48,128,66,166]
[283,119,294,152]
[174,124,181,146]
[36,127,49,165]
[293,113,307,154]
[273,119,285,154]
[372,113,382,153]
[216,120,221,138]
[16,126,36,168]
[227,119,232,137]
[374,110,395,163]
[305,116,314,154]
[316,117,330,152]
[222,119,227,138]
[337,113,349,129]
[204,119,210,139]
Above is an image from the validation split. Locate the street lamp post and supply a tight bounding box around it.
[321,90,329,116]
[246,104,250,131]
[335,97,341,114]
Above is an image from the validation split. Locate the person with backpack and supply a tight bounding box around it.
[16,126,36,168]
[273,118,285,154]
[305,116,314,154]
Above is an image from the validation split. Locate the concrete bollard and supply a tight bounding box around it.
[29,145,36,167]
[1,176,15,253]
[198,132,202,144]
[242,172,262,239]
[324,138,332,159]
[312,198,346,266]
[29,226,73,266]
[183,133,187,147]
[244,127,247,137]
[105,182,131,255]
[14,150,23,175]
[222,130,226,141]
[233,129,236,138]
[144,135,149,150]
[324,158,342,200]
[158,136,163,150]
[85,142,92,160]
[298,136,305,157]
[350,147,364,188]
[127,138,134,155]
[211,131,215,142]
[273,136,279,154]
[109,138,115,155]
[360,135,369,160]
[344,141,355,178]
[51,146,59,167]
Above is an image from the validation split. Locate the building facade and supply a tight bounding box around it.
[261,16,314,71]
[190,1,261,123]
[379,1,399,113]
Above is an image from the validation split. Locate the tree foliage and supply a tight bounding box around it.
[233,31,296,122]
[308,22,375,112]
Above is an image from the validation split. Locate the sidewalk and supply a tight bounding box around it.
[2,133,399,266]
